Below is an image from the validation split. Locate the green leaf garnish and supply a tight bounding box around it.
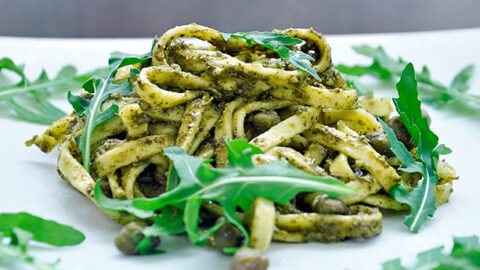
[0,212,85,270]
[0,212,85,246]
[68,50,151,172]
[345,76,373,96]
[382,235,480,269]
[384,63,451,233]
[450,64,475,92]
[95,139,354,254]
[337,45,478,108]
[379,119,423,174]
[222,31,320,81]
[0,57,106,124]
[94,182,155,219]
[0,228,59,270]
[134,207,186,255]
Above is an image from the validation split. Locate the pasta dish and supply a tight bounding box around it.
[26,24,458,266]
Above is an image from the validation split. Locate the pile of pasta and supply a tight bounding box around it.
[28,24,458,247]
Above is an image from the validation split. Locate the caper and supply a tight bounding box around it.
[387,116,415,150]
[114,221,161,255]
[252,111,281,133]
[366,132,393,156]
[304,193,348,214]
[213,218,244,251]
[230,248,269,270]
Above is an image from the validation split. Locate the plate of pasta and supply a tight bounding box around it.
[1,24,480,270]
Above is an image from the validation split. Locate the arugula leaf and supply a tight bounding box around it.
[384,63,451,233]
[131,140,354,210]
[95,139,354,254]
[68,50,151,172]
[0,212,84,270]
[337,45,477,108]
[0,57,106,124]
[135,207,186,255]
[379,119,423,174]
[382,235,480,269]
[0,58,25,78]
[0,212,85,246]
[9,227,33,248]
[221,32,301,47]
[452,236,480,253]
[184,197,227,246]
[450,64,475,92]
[94,182,154,219]
[0,227,59,270]
[345,76,374,96]
[222,31,320,81]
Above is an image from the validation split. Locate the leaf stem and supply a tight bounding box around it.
[190,175,355,198]
[0,70,103,100]
[81,69,116,172]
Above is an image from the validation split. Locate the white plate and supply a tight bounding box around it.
[1,28,480,270]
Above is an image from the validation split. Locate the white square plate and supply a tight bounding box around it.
[1,28,479,270]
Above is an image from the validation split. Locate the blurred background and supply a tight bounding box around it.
[1,0,480,37]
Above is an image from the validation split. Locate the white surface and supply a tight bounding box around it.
[1,28,480,270]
